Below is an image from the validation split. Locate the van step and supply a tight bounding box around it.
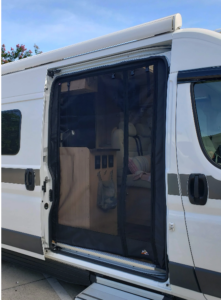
[76,283,153,300]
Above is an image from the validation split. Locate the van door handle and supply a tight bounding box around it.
[188,174,208,205]
[194,175,199,198]
[25,169,35,191]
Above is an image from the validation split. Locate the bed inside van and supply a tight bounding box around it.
[48,57,168,276]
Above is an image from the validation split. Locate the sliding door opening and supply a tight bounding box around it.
[48,57,168,269]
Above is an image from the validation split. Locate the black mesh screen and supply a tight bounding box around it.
[49,57,168,268]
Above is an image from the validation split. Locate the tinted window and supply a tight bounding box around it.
[2,110,22,155]
[193,80,221,167]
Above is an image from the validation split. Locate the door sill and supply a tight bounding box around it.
[45,249,170,293]
[54,242,166,280]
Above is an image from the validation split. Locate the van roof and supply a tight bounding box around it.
[1,14,182,75]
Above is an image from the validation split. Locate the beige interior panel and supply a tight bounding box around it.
[59,147,118,235]
[59,147,90,228]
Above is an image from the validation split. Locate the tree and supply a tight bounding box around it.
[1,44,42,64]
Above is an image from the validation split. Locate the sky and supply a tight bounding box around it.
[1,0,221,54]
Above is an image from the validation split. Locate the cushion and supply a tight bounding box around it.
[128,155,150,173]
[118,121,137,137]
[133,170,151,182]
[136,123,151,137]
[126,174,151,189]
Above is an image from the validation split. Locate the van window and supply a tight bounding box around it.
[1,109,22,155]
[193,80,221,167]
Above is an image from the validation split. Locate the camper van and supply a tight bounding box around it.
[1,13,221,300]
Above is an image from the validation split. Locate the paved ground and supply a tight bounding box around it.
[2,260,85,300]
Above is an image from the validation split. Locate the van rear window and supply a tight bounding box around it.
[1,109,22,155]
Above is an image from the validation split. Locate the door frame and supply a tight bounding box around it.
[47,56,169,272]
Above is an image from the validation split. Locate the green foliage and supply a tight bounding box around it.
[1,44,42,64]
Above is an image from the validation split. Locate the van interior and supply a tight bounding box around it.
[49,58,168,276]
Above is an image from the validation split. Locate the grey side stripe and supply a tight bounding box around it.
[2,168,40,185]
[169,261,221,298]
[2,228,43,255]
[169,262,200,292]
[196,267,221,298]
[167,174,179,196]
[207,176,221,200]
[179,174,189,197]
[168,174,221,199]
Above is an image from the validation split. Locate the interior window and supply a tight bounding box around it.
[193,80,221,166]
[1,109,22,155]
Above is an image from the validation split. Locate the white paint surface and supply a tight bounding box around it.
[176,83,221,273]
[2,85,45,257]
[171,29,221,73]
[166,73,194,268]
[2,185,42,236]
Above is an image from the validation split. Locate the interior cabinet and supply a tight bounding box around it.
[59,147,118,235]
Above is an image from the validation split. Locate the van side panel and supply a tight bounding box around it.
[2,68,46,259]
[166,73,194,267]
[1,67,46,99]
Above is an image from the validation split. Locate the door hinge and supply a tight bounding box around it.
[42,176,50,193]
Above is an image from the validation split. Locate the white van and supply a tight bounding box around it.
[2,13,221,300]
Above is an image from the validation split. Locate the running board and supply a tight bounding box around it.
[56,242,166,279]
[75,283,165,300]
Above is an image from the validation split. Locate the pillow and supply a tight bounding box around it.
[128,155,150,174]
[135,124,151,137]
[118,121,137,137]
[128,158,139,174]
[133,170,151,182]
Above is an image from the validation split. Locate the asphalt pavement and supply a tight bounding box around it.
[2,260,85,300]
